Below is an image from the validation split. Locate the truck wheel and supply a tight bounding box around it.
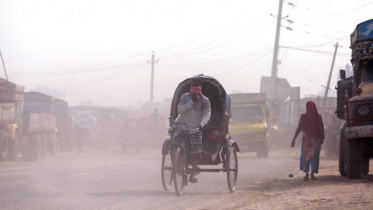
[8,133,20,161]
[22,136,32,161]
[262,144,269,158]
[363,156,369,176]
[256,150,262,158]
[47,141,55,157]
[41,134,48,157]
[344,138,363,179]
[29,134,42,161]
[0,130,8,161]
[339,126,346,177]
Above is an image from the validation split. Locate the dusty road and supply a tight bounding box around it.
[0,147,372,210]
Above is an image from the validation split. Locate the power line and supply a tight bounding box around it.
[297,35,350,48]
[11,62,146,79]
[51,64,148,89]
[227,64,272,85]
[280,46,350,57]
[280,47,323,74]
[157,47,273,67]
[159,23,274,60]
[215,50,273,78]
[154,15,270,53]
[292,29,350,41]
[294,22,349,34]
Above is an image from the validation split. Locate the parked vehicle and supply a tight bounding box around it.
[21,92,57,160]
[0,78,24,161]
[53,98,72,151]
[72,111,97,147]
[229,93,269,157]
[336,18,373,178]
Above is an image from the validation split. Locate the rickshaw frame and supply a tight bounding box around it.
[161,74,240,196]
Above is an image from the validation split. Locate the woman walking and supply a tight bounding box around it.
[291,101,325,180]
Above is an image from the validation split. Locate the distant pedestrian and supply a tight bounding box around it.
[291,101,325,181]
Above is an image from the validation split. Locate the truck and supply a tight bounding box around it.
[72,111,97,147]
[53,98,72,151]
[229,93,269,157]
[22,92,57,160]
[0,78,24,161]
[336,18,373,178]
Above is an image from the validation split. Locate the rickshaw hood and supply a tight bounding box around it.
[170,75,232,137]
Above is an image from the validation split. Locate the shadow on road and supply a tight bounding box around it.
[87,190,173,198]
[87,190,227,198]
[240,175,373,192]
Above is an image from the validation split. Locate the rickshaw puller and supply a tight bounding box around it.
[172,78,211,183]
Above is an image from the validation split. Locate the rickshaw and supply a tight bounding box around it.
[161,74,240,196]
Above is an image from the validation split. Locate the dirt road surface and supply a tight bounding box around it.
[0,147,372,210]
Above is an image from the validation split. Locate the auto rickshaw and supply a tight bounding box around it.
[161,74,240,196]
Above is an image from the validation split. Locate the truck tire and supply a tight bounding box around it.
[47,141,55,157]
[8,133,20,161]
[22,136,32,161]
[25,134,42,161]
[345,138,363,179]
[363,156,369,176]
[256,150,262,158]
[41,134,48,157]
[339,126,346,177]
[0,130,8,161]
[262,143,269,158]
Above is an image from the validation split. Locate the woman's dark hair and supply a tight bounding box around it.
[191,78,203,87]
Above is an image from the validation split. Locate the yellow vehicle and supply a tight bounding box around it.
[229,93,269,157]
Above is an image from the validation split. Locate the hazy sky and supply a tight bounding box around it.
[0,0,371,106]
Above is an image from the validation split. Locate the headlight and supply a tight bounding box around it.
[358,105,369,117]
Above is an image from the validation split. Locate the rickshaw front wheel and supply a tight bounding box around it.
[161,152,173,191]
[173,148,186,196]
[227,147,238,193]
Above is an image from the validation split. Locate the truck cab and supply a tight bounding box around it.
[229,93,269,157]
[336,18,373,178]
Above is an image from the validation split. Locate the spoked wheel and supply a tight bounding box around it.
[161,152,173,191]
[173,148,186,196]
[227,147,238,193]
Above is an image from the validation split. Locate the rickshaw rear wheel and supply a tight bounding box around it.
[161,152,173,191]
[173,148,186,196]
[227,147,238,193]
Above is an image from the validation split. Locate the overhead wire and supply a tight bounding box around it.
[280,46,350,57]
[11,62,146,79]
[55,64,148,89]
[159,23,274,60]
[279,47,324,75]
[214,49,273,78]
[154,15,271,53]
[156,47,273,67]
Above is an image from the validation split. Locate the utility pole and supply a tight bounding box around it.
[321,42,341,114]
[271,0,284,78]
[148,51,159,102]
[0,47,8,80]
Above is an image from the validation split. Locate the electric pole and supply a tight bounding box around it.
[271,0,284,78]
[321,42,341,114]
[148,51,159,103]
[0,47,8,80]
